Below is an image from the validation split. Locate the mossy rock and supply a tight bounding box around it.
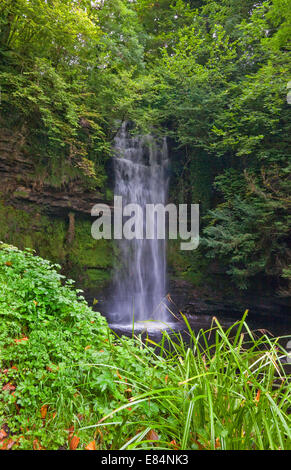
[0,201,113,290]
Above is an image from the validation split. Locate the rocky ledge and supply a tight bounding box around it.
[0,128,110,217]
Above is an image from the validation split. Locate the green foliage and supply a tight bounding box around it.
[0,246,290,450]
[0,244,168,449]
[267,0,291,50]
[0,242,106,448]
[0,0,149,189]
[203,166,291,290]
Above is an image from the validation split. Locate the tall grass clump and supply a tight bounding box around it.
[88,312,291,451]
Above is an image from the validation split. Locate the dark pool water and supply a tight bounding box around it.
[104,310,291,354]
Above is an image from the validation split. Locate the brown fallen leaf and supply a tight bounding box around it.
[40,405,48,419]
[146,430,159,441]
[33,439,44,450]
[0,429,7,441]
[2,383,16,392]
[33,439,40,450]
[67,425,74,442]
[255,389,261,405]
[69,436,80,450]
[14,337,29,344]
[85,441,96,450]
[1,438,16,450]
[169,439,180,450]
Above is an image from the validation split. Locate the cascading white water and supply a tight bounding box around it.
[110,122,170,327]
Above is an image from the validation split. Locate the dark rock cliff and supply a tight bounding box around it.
[0,127,111,217]
[0,126,114,291]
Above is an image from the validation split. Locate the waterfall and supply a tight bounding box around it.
[110,122,170,326]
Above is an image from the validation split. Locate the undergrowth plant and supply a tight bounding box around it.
[86,313,291,451]
[0,243,166,449]
[0,243,290,450]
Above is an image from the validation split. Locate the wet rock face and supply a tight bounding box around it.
[168,279,291,320]
[0,126,114,291]
[88,276,290,324]
[0,127,110,217]
[4,183,108,218]
[0,158,107,218]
